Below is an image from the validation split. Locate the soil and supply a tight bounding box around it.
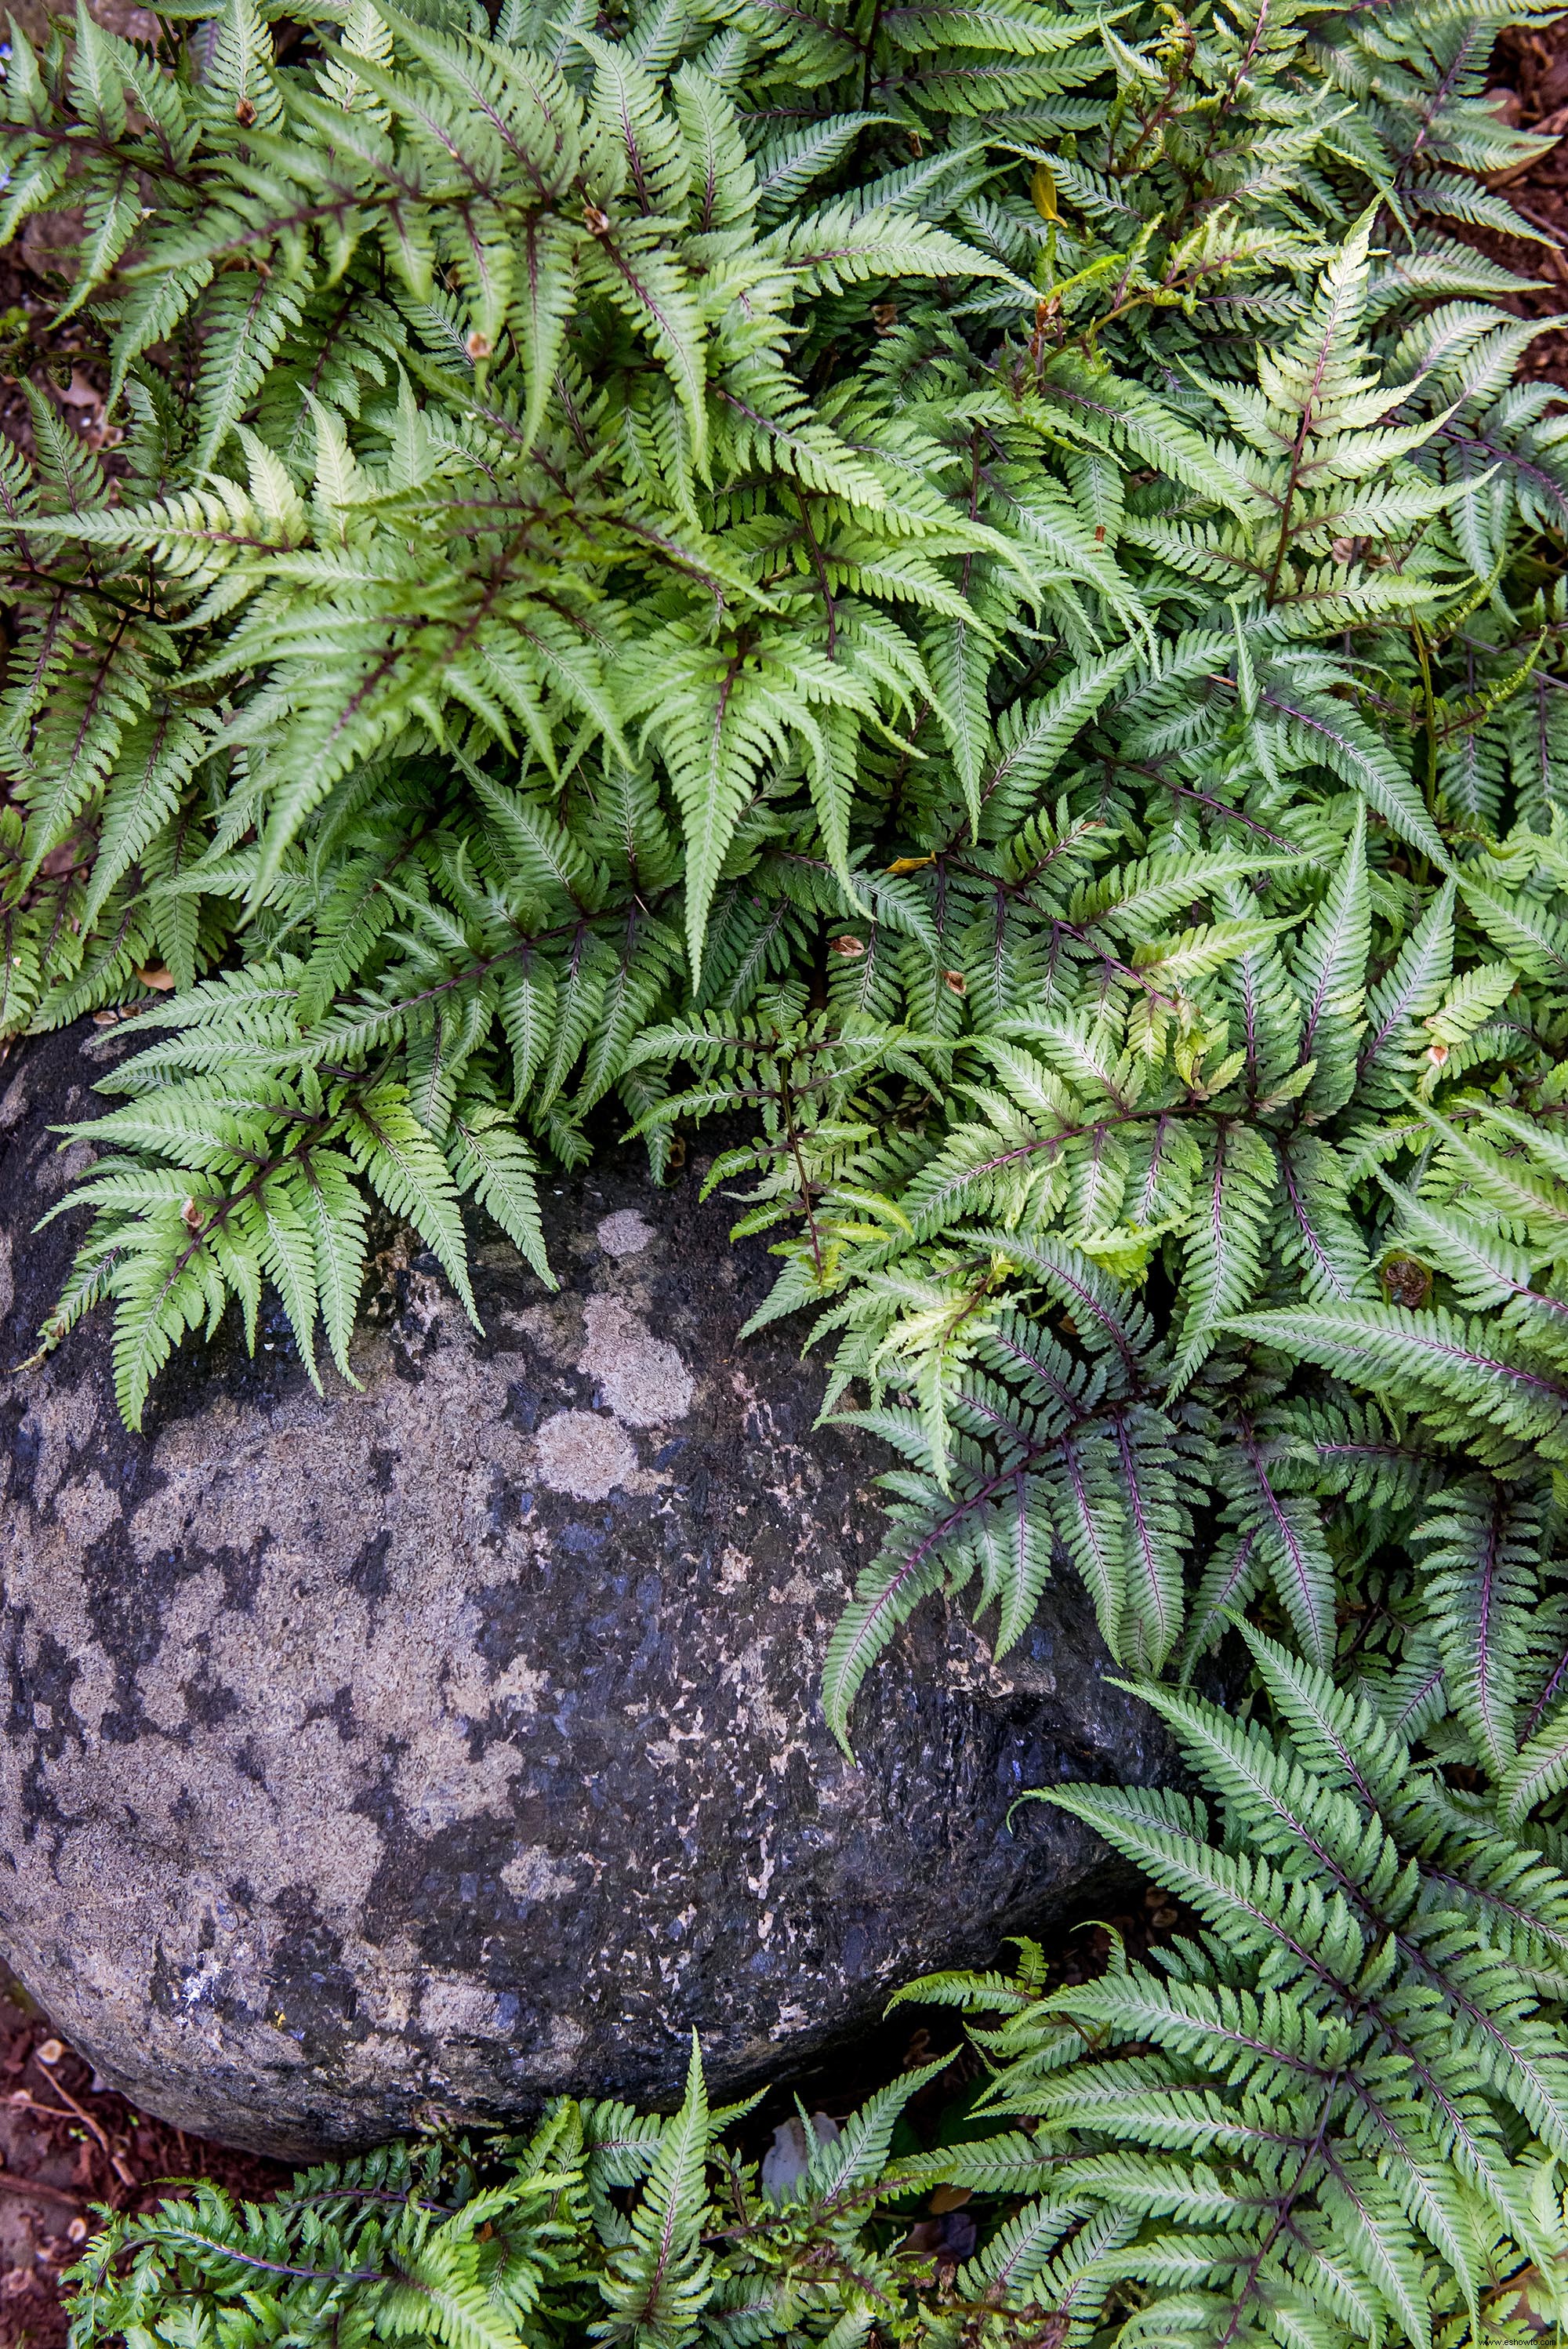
[1475,23,1568,384]
[0,1978,286,2349]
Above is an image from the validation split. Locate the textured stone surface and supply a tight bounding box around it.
[0,1021,1184,2158]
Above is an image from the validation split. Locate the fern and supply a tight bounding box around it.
[10,0,1568,2335]
[64,2063,1018,2349]
[898,1619,1568,2344]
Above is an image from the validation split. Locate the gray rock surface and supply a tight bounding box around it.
[0,1020,1183,2158]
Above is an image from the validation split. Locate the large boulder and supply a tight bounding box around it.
[0,1021,1181,2159]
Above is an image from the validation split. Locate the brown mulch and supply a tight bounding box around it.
[0,1980,286,2349]
[1476,24,1568,383]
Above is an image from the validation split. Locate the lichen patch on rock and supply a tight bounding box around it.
[502,1846,583,1904]
[596,1208,655,1258]
[532,1407,640,1501]
[578,1296,693,1428]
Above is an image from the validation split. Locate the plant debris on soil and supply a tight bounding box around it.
[0,1877,1192,2348]
[5,2,1568,2343]
[0,1979,286,2349]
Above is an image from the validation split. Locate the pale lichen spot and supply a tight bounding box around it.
[596,1207,655,1258]
[528,2011,587,2079]
[579,1295,693,1427]
[419,1974,511,2037]
[503,1845,581,1902]
[34,1138,95,1200]
[51,1470,121,1552]
[533,1407,639,1501]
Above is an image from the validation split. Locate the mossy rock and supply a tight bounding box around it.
[0,1020,1181,2157]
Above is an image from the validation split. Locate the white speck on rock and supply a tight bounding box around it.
[597,1207,655,1258]
[534,1408,639,1501]
[579,1295,693,1427]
